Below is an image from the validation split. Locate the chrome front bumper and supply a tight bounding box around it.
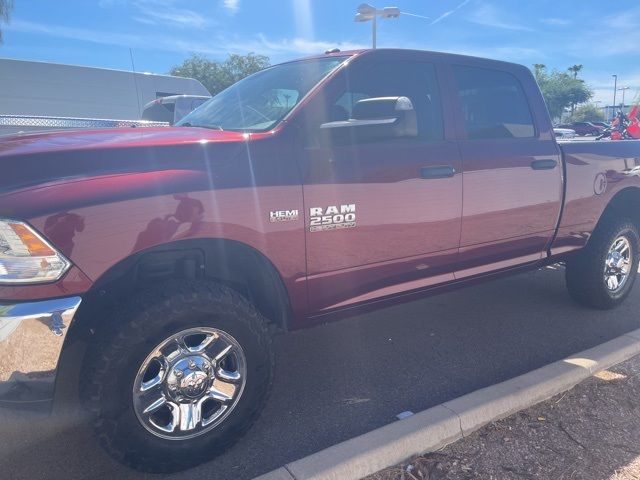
[0,296,81,405]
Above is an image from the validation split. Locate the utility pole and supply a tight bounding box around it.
[355,4,400,49]
[372,12,377,48]
[618,86,630,108]
[612,74,618,110]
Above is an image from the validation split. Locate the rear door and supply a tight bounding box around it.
[449,63,563,277]
[296,55,463,313]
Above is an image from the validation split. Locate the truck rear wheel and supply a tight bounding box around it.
[81,280,274,472]
[565,217,639,309]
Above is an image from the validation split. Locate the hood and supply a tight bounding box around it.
[0,126,271,195]
[0,126,249,158]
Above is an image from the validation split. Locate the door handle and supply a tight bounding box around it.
[420,165,456,179]
[531,159,558,170]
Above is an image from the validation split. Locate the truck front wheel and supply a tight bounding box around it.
[566,217,639,309]
[81,280,274,472]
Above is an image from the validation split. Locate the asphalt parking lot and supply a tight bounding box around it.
[2,265,640,480]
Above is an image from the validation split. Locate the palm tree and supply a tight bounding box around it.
[568,64,584,117]
[533,64,546,82]
[0,0,14,44]
[568,64,583,79]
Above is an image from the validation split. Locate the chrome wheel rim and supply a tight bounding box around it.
[132,327,247,440]
[604,236,632,293]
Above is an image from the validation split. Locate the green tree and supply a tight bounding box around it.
[170,53,270,96]
[533,65,593,121]
[0,0,14,44]
[569,104,605,123]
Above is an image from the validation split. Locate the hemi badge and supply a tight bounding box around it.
[269,209,299,223]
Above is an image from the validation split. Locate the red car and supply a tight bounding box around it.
[557,121,603,136]
[1,49,640,472]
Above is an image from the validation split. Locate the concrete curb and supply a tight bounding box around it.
[254,328,640,480]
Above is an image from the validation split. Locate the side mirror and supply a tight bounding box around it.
[320,96,418,144]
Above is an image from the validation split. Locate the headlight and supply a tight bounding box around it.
[0,219,71,284]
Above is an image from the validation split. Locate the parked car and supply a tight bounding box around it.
[141,94,211,125]
[592,121,611,129]
[557,121,603,136]
[554,127,576,139]
[2,48,640,472]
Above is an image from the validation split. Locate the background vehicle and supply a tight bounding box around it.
[141,94,211,124]
[1,49,640,472]
[557,121,602,136]
[592,121,611,129]
[554,127,576,139]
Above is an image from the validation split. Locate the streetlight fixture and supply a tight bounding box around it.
[354,3,401,49]
[618,86,630,108]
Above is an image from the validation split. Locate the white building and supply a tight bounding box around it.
[0,58,210,120]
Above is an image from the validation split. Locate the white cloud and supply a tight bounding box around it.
[6,19,364,61]
[603,6,640,29]
[469,4,532,31]
[583,71,640,106]
[566,6,640,57]
[440,45,545,62]
[133,9,208,29]
[222,0,240,15]
[541,18,571,26]
[256,34,364,55]
[100,0,209,29]
[430,0,471,25]
[98,0,123,7]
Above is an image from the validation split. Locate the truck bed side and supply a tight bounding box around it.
[552,140,640,255]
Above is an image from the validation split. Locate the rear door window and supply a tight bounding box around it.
[453,65,535,140]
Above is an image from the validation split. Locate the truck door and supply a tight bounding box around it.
[296,56,462,314]
[449,63,563,277]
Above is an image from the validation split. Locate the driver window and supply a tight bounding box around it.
[329,60,444,141]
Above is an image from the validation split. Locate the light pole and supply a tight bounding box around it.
[612,74,618,110]
[618,86,630,108]
[354,3,401,49]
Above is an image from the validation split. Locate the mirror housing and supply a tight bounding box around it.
[320,96,418,144]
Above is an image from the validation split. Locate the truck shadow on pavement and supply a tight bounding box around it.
[1,266,640,480]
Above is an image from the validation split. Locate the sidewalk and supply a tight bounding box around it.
[368,355,640,480]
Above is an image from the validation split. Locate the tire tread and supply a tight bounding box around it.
[80,280,274,472]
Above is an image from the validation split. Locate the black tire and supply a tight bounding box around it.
[81,280,274,472]
[566,216,639,309]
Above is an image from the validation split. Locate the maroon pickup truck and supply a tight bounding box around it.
[1,49,640,471]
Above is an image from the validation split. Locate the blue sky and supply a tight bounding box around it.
[2,0,639,105]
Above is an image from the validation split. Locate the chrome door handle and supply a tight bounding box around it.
[420,165,456,179]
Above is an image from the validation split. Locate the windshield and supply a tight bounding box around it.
[176,57,347,132]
